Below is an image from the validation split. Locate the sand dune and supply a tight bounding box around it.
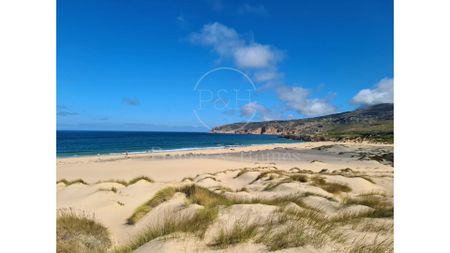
[57,142,393,252]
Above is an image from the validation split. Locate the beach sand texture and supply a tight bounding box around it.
[57,142,393,252]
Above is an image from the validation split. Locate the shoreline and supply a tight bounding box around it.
[57,140,391,161]
[57,141,393,183]
[56,140,301,159]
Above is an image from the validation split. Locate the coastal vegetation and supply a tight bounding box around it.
[57,209,111,253]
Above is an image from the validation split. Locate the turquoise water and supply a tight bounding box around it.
[57,131,299,157]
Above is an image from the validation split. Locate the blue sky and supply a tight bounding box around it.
[57,0,393,131]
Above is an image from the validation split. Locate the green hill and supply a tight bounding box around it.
[211,103,393,143]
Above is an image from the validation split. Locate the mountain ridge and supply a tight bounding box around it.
[211,103,394,143]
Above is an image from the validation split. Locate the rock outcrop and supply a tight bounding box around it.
[211,103,394,143]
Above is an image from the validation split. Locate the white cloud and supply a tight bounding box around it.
[234,44,280,68]
[240,102,276,121]
[190,22,281,69]
[352,78,393,105]
[191,22,337,120]
[277,86,336,117]
[190,22,241,57]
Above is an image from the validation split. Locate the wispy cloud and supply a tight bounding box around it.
[240,101,279,121]
[57,105,78,116]
[277,86,336,117]
[352,78,393,106]
[190,22,282,69]
[57,111,78,116]
[122,97,140,106]
[176,14,189,29]
[238,3,268,16]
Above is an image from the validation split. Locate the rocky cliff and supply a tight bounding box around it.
[211,103,393,143]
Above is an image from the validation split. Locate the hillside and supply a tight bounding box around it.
[211,103,393,143]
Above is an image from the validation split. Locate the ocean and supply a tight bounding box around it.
[57,130,299,157]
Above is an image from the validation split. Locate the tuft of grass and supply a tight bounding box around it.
[256,208,344,251]
[312,176,352,193]
[127,185,234,225]
[233,168,250,178]
[352,220,393,233]
[208,222,258,248]
[249,170,284,184]
[127,176,154,185]
[346,237,393,253]
[290,174,308,183]
[95,176,154,187]
[263,178,293,191]
[213,186,234,194]
[343,194,393,218]
[57,209,111,253]
[57,179,88,186]
[114,208,218,253]
[127,187,176,225]
[98,187,118,193]
[198,176,220,182]
[179,184,234,208]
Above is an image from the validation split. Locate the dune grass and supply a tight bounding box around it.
[127,187,176,224]
[347,237,393,253]
[127,176,154,185]
[343,194,394,218]
[262,178,293,191]
[98,186,118,193]
[120,181,391,252]
[115,207,218,253]
[57,209,111,253]
[312,176,352,193]
[58,176,154,187]
[208,222,258,248]
[95,176,154,187]
[290,174,308,182]
[57,179,88,186]
[233,168,250,178]
[127,184,235,225]
[255,207,345,251]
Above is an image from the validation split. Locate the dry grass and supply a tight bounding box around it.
[127,187,176,224]
[127,176,154,185]
[98,187,118,193]
[346,237,393,253]
[119,180,391,252]
[233,168,250,178]
[127,185,234,225]
[95,176,154,187]
[312,176,352,193]
[57,179,88,186]
[179,184,234,208]
[57,209,111,253]
[255,208,345,251]
[208,222,258,248]
[290,174,308,182]
[343,194,394,218]
[114,207,218,253]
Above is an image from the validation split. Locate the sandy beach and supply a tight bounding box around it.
[57,141,394,252]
